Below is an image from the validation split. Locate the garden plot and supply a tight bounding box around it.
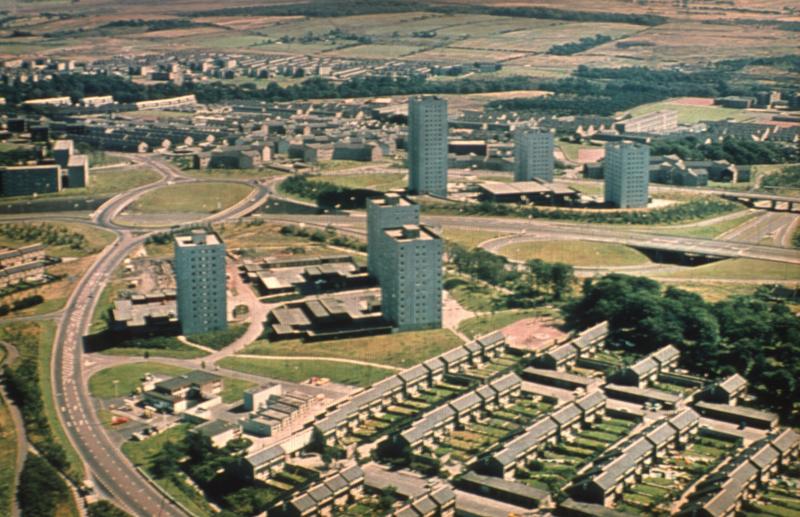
[434,397,555,464]
[517,417,639,493]
[614,434,740,515]
[344,381,470,445]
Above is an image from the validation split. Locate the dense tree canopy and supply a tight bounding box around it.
[564,274,800,420]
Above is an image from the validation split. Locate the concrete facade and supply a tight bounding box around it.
[174,229,227,335]
[408,96,448,197]
[604,142,650,208]
[379,224,443,331]
[366,193,419,281]
[514,127,554,182]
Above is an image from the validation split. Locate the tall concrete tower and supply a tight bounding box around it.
[379,224,443,331]
[604,142,650,208]
[514,127,555,182]
[174,229,227,335]
[408,96,448,197]
[366,192,419,281]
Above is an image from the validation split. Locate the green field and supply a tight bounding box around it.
[458,309,557,338]
[648,211,757,239]
[441,228,508,249]
[121,424,215,517]
[217,357,392,387]
[320,172,406,191]
[445,275,508,312]
[497,240,651,267]
[127,182,253,214]
[85,168,161,195]
[89,362,189,399]
[656,258,800,281]
[626,100,753,124]
[240,328,463,368]
[181,167,284,180]
[97,345,208,360]
[88,362,253,403]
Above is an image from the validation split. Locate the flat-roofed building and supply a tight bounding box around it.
[366,193,419,281]
[0,164,61,196]
[174,229,227,335]
[604,142,649,208]
[408,96,448,197]
[615,110,678,134]
[380,224,442,331]
[514,126,555,182]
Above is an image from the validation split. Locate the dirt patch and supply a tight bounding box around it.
[502,317,568,354]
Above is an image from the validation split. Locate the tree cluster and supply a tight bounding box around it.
[447,243,575,304]
[188,1,667,26]
[0,294,45,316]
[564,274,800,420]
[760,164,800,190]
[651,137,798,165]
[1,68,536,106]
[489,65,735,116]
[17,455,70,517]
[280,175,378,210]
[0,222,88,250]
[279,224,366,252]
[547,34,612,56]
[426,197,738,225]
[150,431,287,515]
[3,329,71,476]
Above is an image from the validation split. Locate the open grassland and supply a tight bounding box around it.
[0,393,17,517]
[89,362,254,403]
[321,172,407,191]
[441,228,509,249]
[648,211,760,240]
[217,357,392,387]
[215,220,354,258]
[656,258,800,282]
[240,328,463,368]
[458,309,557,339]
[122,424,215,517]
[626,99,753,124]
[89,362,189,399]
[497,240,651,267]
[0,221,115,258]
[127,182,252,214]
[180,167,284,180]
[6,256,97,317]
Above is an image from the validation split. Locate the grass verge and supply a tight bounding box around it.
[497,240,651,267]
[240,329,462,368]
[217,357,392,387]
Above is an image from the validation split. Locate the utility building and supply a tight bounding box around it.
[366,193,419,281]
[379,224,442,331]
[174,229,227,335]
[604,142,650,208]
[514,127,554,182]
[408,96,448,197]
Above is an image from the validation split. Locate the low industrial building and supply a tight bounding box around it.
[109,290,179,334]
[142,370,223,413]
[266,291,390,342]
[242,255,372,296]
[477,180,580,205]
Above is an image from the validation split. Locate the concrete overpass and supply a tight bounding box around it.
[718,192,800,212]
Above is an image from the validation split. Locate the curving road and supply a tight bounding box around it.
[258,212,800,265]
[50,156,274,516]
